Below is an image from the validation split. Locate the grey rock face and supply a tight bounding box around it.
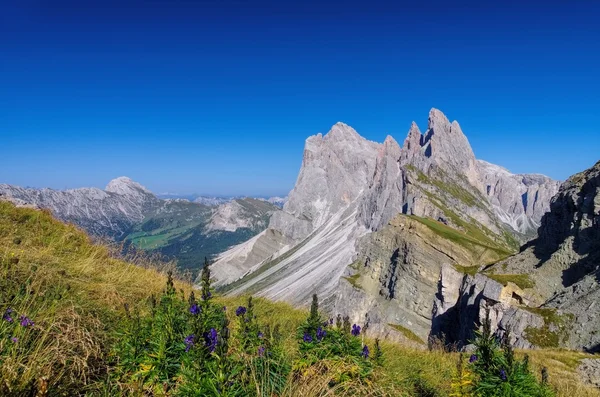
[421,109,480,186]
[477,160,561,236]
[432,265,543,349]
[578,359,600,388]
[359,135,406,231]
[270,122,380,240]
[213,123,382,297]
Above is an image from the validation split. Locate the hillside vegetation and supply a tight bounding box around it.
[0,202,598,396]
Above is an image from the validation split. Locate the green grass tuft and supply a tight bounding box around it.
[452,264,480,276]
[388,324,425,345]
[342,273,362,290]
[521,307,575,348]
[485,273,536,289]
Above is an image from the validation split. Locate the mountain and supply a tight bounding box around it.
[210,108,563,347]
[0,177,157,238]
[0,179,280,272]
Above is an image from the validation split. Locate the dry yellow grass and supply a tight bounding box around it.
[0,202,191,393]
[1,201,598,396]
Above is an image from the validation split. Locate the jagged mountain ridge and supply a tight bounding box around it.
[211,109,560,309]
[0,178,281,271]
[0,177,158,237]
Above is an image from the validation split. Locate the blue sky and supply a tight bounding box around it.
[1,0,598,196]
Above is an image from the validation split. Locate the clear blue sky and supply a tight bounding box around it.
[1,0,598,196]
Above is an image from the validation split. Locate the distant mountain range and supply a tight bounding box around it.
[155,194,287,208]
[0,178,281,272]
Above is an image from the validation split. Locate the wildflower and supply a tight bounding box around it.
[189,303,200,315]
[258,346,265,357]
[235,306,247,316]
[11,337,18,344]
[3,308,13,323]
[19,315,34,328]
[469,354,478,363]
[257,332,264,339]
[362,345,370,359]
[316,327,326,341]
[303,333,313,343]
[329,318,334,325]
[499,369,507,381]
[184,334,195,352]
[223,306,227,311]
[202,291,212,301]
[205,328,218,352]
[351,324,361,337]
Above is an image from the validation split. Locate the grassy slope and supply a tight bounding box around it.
[0,202,598,396]
[0,202,194,394]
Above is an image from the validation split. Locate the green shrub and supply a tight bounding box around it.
[112,260,291,396]
[295,295,375,385]
[463,309,555,397]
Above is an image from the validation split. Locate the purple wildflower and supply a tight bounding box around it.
[223,306,227,311]
[499,369,507,381]
[316,327,326,341]
[189,303,200,315]
[303,333,313,343]
[202,291,212,301]
[205,328,218,352]
[2,308,13,323]
[362,345,370,359]
[469,354,478,363]
[11,337,18,344]
[258,332,264,339]
[19,315,34,328]
[184,334,195,352]
[235,306,247,316]
[258,346,265,357]
[351,324,361,337]
[329,318,334,325]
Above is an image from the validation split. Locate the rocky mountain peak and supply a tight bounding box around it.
[426,107,451,130]
[421,108,479,184]
[382,135,401,153]
[403,122,422,151]
[105,177,153,198]
[323,122,363,143]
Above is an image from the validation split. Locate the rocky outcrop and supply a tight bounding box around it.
[432,264,543,349]
[332,214,523,348]
[483,160,600,350]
